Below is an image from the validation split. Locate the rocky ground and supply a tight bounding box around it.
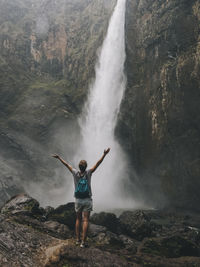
[1,194,200,266]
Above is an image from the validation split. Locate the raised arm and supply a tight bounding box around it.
[90,148,110,174]
[52,154,73,173]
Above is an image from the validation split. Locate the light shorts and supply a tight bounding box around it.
[75,198,93,213]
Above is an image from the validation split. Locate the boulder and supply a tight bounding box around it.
[183,226,200,245]
[89,222,137,252]
[43,220,72,239]
[139,235,200,258]
[44,206,55,217]
[93,230,138,252]
[94,231,125,249]
[119,234,137,253]
[90,212,119,233]
[88,223,107,237]
[90,211,136,237]
[1,193,44,217]
[0,194,73,240]
[119,210,161,241]
[46,202,76,230]
[119,210,151,226]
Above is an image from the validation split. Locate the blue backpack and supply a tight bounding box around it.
[75,173,90,199]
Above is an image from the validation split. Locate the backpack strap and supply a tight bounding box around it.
[78,171,87,180]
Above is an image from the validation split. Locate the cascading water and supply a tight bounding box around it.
[72,0,139,211]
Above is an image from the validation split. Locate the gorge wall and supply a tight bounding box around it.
[0,0,116,138]
[0,0,199,211]
[117,0,200,210]
[0,0,116,206]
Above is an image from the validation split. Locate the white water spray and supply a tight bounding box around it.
[72,0,139,211]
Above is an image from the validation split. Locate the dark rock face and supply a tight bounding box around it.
[117,0,200,210]
[0,0,116,208]
[0,0,116,136]
[0,0,199,215]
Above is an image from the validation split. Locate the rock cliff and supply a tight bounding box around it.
[0,0,116,136]
[117,0,200,210]
[0,0,199,211]
[0,0,115,205]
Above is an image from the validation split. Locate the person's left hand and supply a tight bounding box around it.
[104,148,110,155]
[52,154,59,159]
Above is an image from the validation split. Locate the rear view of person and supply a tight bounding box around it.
[52,148,110,247]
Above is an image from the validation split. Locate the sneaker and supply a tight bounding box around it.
[75,240,81,246]
[80,242,86,248]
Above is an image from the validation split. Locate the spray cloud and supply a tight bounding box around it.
[63,0,141,211]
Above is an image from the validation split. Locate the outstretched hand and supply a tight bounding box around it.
[104,148,110,155]
[52,154,60,159]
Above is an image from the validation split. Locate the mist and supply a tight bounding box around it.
[54,0,144,212]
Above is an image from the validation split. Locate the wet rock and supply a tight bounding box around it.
[139,235,200,258]
[44,206,54,217]
[43,220,72,239]
[183,226,200,245]
[88,223,107,237]
[90,211,130,235]
[0,176,23,208]
[90,212,119,233]
[119,210,160,240]
[119,210,151,226]
[46,202,76,230]
[119,234,137,253]
[88,223,137,251]
[94,231,125,249]
[91,228,137,252]
[1,193,44,217]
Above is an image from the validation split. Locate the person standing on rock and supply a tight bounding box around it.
[52,148,110,248]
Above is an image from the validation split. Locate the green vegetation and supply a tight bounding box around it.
[0,0,115,140]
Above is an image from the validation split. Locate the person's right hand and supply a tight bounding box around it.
[52,154,60,159]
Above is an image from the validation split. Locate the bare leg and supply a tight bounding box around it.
[75,211,82,241]
[82,211,90,243]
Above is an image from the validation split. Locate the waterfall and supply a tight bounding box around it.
[73,0,138,211]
